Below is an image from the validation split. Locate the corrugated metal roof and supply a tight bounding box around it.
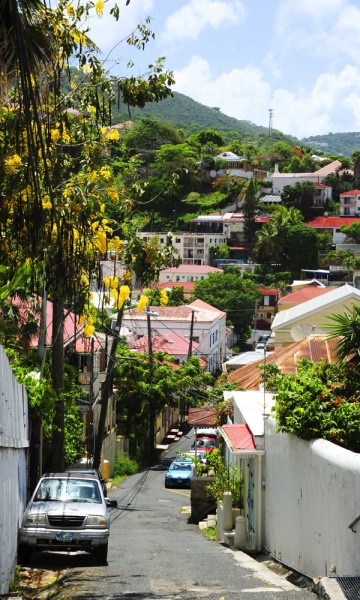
[221,424,256,450]
[227,335,341,390]
[187,407,219,427]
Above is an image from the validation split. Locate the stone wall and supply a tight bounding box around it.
[190,476,215,523]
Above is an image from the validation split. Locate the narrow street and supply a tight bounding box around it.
[15,431,318,599]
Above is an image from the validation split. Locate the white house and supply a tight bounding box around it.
[215,151,268,180]
[220,389,360,578]
[120,299,228,373]
[270,283,360,347]
[339,189,360,216]
[159,264,223,283]
[137,231,227,266]
[305,214,360,245]
[271,159,343,196]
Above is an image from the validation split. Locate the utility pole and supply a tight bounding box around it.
[187,309,195,360]
[147,306,155,464]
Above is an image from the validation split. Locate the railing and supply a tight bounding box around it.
[348,515,360,533]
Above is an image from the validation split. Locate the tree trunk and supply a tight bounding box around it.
[51,296,65,472]
[93,306,124,470]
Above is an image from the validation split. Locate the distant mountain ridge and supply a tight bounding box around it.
[113,91,360,157]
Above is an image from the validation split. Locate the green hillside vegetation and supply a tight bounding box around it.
[302,131,360,158]
[113,91,300,147]
[112,90,360,157]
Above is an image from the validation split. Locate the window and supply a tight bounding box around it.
[267,312,272,319]
[176,238,181,244]
[264,295,269,306]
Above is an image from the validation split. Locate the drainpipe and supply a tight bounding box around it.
[257,453,263,552]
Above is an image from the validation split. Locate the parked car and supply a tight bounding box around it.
[65,468,107,497]
[165,460,193,488]
[255,342,266,353]
[18,472,117,565]
[194,437,217,452]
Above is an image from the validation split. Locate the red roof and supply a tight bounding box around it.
[278,287,332,305]
[340,190,360,196]
[130,332,199,356]
[187,407,219,427]
[221,424,255,450]
[306,216,360,228]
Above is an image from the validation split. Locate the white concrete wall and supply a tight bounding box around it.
[0,345,29,594]
[264,417,360,578]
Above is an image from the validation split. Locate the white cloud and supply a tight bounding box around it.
[84,0,155,58]
[174,56,271,126]
[161,0,246,43]
[173,56,360,139]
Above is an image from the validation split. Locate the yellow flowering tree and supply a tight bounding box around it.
[0,0,174,471]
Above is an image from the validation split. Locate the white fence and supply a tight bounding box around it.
[0,345,29,595]
[264,418,360,578]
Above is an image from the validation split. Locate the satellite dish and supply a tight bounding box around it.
[210,170,216,178]
[217,169,224,176]
[290,324,319,341]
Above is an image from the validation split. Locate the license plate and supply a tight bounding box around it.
[177,479,183,484]
[56,532,73,542]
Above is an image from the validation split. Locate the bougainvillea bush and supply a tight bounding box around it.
[267,359,360,453]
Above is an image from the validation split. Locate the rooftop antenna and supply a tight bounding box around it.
[268,108,273,135]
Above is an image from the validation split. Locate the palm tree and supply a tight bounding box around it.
[326,306,360,366]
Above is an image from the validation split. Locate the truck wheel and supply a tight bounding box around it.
[93,543,108,565]
[17,545,32,565]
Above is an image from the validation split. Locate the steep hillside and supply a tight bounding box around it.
[112,90,360,157]
[301,131,360,158]
[112,91,299,146]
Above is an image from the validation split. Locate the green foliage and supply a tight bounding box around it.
[325,305,360,366]
[192,271,260,334]
[272,359,360,452]
[205,449,244,509]
[340,222,360,244]
[113,455,139,478]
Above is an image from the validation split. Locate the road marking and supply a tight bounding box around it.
[165,489,190,497]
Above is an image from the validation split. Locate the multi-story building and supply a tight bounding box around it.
[138,231,227,266]
[339,189,360,216]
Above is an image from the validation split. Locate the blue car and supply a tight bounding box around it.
[165,460,193,488]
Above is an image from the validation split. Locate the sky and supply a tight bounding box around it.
[83,0,360,140]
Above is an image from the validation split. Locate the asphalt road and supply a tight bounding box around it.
[24,432,318,599]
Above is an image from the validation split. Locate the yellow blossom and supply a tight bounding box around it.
[102,277,110,289]
[66,3,75,17]
[95,0,104,15]
[107,187,119,201]
[4,154,22,174]
[105,128,119,141]
[94,230,107,254]
[136,295,148,313]
[81,273,89,287]
[88,105,96,115]
[83,316,95,338]
[82,64,91,73]
[160,289,169,306]
[123,270,133,282]
[89,170,98,183]
[51,128,61,143]
[100,166,111,180]
[100,127,107,135]
[42,200,52,210]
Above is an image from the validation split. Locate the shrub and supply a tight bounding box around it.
[113,455,139,478]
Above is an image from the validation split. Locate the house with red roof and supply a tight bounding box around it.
[271,159,351,196]
[121,299,228,374]
[277,286,332,311]
[305,214,360,245]
[130,330,199,364]
[254,285,280,332]
[339,189,360,217]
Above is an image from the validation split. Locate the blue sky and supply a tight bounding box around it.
[85,0,360,140]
